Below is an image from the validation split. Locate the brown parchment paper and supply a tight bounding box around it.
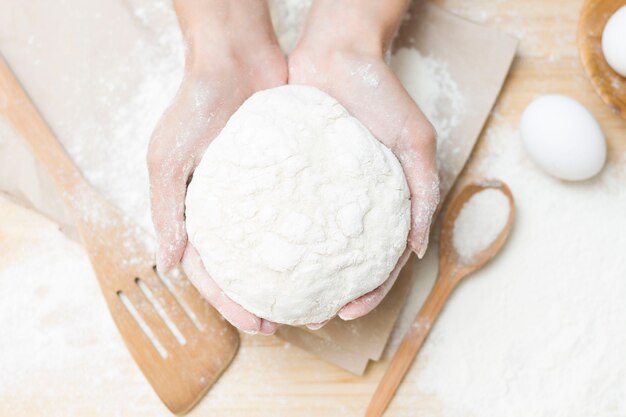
[0,0,516,375]
[275,1,517,374]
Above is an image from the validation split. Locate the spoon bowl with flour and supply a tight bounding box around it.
[443,180,515,273]
[366,180,515,417]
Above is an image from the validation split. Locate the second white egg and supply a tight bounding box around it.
[519,95,606,181]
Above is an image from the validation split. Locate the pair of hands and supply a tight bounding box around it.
[148,1,439,335]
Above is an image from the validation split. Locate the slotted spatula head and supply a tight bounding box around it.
[0,55,239,415]
[74,195,240,414]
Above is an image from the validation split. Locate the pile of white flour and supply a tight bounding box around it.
[452,188,510,262]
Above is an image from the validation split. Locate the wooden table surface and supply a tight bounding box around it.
[1,0,625,416]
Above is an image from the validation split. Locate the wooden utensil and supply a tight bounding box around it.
[579,0,626,119]
[0,55,239,415]
[365,181,515,417]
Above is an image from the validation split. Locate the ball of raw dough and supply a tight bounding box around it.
[185,85,410,325]
[519,95,606,181]
[602,6,626,77]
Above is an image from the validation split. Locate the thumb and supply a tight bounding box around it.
[148,149,193,272]
[396,121,440,258]
[408,168,440,258]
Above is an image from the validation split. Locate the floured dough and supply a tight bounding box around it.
[185,85,409,325]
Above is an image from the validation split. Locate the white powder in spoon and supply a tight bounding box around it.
[452,188,510,262]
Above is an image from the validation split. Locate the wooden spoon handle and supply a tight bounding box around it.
[0,55,90,209]
[365,277,455,417]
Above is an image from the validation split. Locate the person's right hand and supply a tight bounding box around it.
[148,0,286,334]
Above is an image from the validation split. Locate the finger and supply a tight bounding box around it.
[147,83,219,272]
[181,245,264,334]
[338,247,411,320]
[259,320,280,335]
[407,167,440,258]
[148,150,191,272]
[306,320,329,330]
[396,122,440,258]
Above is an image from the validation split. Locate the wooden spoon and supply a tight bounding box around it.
[0,55,239,415]
[365,180,515,417]
[579,0,626,119]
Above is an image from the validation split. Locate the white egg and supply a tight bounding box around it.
[519,95,606,181]
[602,5,626,77]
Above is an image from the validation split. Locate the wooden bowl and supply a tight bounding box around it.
[579,0,626,119]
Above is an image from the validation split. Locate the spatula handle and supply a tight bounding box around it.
[0,55,91,210]
[365,276,455,417]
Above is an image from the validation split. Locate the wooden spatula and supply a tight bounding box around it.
[0,55,239,415]
[365,181,515,417]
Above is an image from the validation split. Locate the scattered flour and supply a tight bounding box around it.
[0,0,184,237]
[0,194,304,417]
[0,196,164,416]
[390,47,466,175]
[268,0,311,53]
[389,123,626,417]
[350,63,381,88]
[452,188,510,262]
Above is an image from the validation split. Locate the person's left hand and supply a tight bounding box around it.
[288,42,440,323]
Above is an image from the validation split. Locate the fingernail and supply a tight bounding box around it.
[260,322,278,335]
[241,329,258,335]
[157,244,177,273]
[338,311,357,321]
[416,230,430,259]
[155,248,168,272]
